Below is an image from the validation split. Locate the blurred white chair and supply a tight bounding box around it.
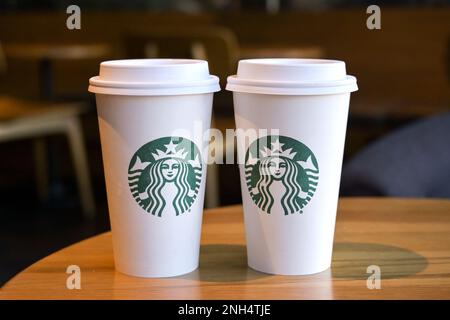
[0,98,96,218]
[0,43,95,218]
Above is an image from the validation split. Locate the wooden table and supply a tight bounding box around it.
[1,198,450,300]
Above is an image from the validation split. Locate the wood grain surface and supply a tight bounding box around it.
[1,198,450,300]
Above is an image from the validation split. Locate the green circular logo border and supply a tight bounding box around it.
[128,136,203,217]
[244,135,319,215]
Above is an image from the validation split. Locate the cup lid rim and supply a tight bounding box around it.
[99,58,209,69]
[226,75,358,95]
[238,58,345,67]
[89,75,219,88]
[89,75,220,96]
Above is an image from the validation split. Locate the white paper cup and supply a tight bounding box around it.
[227,59,357,275]
[89,59,219,277]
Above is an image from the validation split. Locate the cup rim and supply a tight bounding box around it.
[226,75,357,95]
[89,75,220,96]
[100,59,208,68]
[239,58,344,67]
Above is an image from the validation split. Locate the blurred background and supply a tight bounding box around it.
[0,0,449,285]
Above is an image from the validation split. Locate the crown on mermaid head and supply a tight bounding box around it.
[152,140,188,161]
[246,137,318,172]
[259,139,296,159]
[247,138,296,166]
[151,139,201,169]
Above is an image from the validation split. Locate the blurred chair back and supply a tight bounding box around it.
[341,112,450,198]
[0,43,6,74]
[0,42,95,217]
[447,36,450,83]
[124,26,239,86]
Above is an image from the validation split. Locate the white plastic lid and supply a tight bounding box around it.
[89,59,220,96]
[226,59,358,95]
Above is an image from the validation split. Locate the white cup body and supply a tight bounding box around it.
[96,93,213,277]
[233,92,350,275]
[90,59,219,278]
[228,58,356,275]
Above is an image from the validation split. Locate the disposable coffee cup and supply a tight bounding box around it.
[89,59,219,277]
[227,59,357,275]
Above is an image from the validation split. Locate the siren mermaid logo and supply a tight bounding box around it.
[128,137,202,217]
[245,135,319,215]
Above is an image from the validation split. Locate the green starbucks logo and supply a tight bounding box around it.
[245,135,319,215]
[128,136,202,217]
